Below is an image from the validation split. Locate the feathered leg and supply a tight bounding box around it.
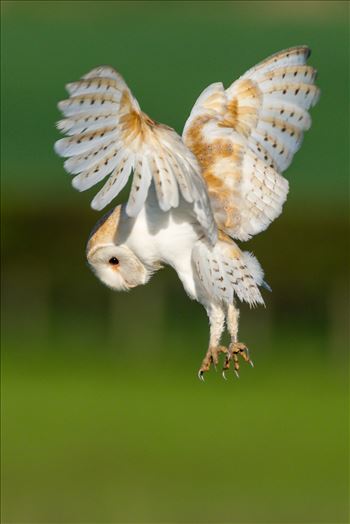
[224,303,253,378]
[198,304,227,380]
[227,302,240,344]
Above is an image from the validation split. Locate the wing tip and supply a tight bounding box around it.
[312,86,321,107]
[82,65,121,81]
[305,46,312,59]
[54,138,64,156]
[282,44,311,58]
[71,176,86,192]
[90,198,103,211]
[57,99,67,112]
[56,119,70,133]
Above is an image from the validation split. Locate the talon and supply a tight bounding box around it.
[198,370,205,381]
[197,343,252,379]
[198,346,228,378]
[228,342,253,375]
[223,355,231,371]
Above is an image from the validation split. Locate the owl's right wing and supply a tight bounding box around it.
[183,46,320,242]
[55,66,217,244]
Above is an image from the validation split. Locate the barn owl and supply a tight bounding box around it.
[55,46,319,379]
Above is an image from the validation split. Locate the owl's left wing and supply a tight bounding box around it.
[183,46,320,242]
[55,66,216,243]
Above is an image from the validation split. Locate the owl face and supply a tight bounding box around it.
[87,243,149,291]
[85,205,149,291]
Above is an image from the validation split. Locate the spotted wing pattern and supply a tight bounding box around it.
[55,66,217,242]
[183,46,320,241]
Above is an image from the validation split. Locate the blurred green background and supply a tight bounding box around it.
[1,1,349,523]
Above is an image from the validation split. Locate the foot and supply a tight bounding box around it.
[223,342,254,378]
[198,345,228,380]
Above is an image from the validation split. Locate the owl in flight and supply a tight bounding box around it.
[55,46,319,379]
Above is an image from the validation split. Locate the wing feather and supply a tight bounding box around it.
[126,155,153,217]
[55,65,217,243]
[64,140,121,175]
[57,112,119,136]
[72,148,126,192]
[55,126,119,157]
[91,154,135,210]
[244,46,311,79]
[183,46,319,241]
[57,94,121,117]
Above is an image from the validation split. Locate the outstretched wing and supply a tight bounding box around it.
[55,66,217,243]
[183,46,320,241]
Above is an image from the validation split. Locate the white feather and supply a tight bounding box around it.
[126,155,153,217]
[58,94,120,117]
[54,127,118,157]
[72,149,127,191]
[64,140,121,175]
[91,154,135,210]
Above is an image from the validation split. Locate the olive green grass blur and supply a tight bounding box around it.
[1,1,349,523]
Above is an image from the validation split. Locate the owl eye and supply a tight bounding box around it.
[109,257,119,266]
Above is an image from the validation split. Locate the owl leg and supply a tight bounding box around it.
[198,304,227,380]
[224,303,253,378]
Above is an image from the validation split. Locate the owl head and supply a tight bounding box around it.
[86,206,150,291]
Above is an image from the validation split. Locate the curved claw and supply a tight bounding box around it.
[198,370,205,382]
[197,343,252,380]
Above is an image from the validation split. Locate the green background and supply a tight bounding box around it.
[1,1,349,523]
